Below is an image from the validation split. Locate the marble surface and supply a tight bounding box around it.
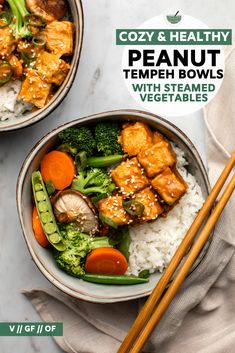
[0,0,234,352]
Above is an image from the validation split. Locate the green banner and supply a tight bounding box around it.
[0,322,63,336]
[116,29,232,45]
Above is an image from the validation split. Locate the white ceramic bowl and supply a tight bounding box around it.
[17,110,210,303]
[0,0,84,132]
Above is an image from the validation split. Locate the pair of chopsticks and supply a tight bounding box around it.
[118,152,235,353]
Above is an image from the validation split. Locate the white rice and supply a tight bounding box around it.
[0,80,32,121]
[127,145,205,276]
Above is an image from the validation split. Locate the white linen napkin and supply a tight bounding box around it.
[23,44,235,353]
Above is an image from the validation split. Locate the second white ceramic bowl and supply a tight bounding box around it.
[0,0,84,132]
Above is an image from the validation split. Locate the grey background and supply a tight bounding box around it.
[0,0,234,352]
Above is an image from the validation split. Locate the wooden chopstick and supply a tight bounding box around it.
[118,152,235,353]
[129,171,235,353]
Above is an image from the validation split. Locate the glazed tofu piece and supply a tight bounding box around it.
[137,142,176,178]
[36,52,70,85]
[43,21,74,57]
[133,187,163,222]
[0,27,16,58]
[18,71,51,109]
[98,195,131,226]
[112,158,149,196]
[151,168,187,205]
[118,122,153,156]
[8,55,23,79]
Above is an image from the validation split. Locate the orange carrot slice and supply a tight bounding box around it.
[85,247,128,275]
[32,207,49,248]
[40,150,75,190]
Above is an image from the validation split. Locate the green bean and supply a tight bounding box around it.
[117,227,131,260]
[45,180,56,195]
[80,274,149,285]
[87,155,125,168]
[75,151,87,172]
[31,171,66,251]
[108,229,123,246]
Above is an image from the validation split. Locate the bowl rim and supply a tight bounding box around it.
[16,109,211,303]
[0,0,84,133]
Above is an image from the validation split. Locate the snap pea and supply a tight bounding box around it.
[40,212,52,224]
[31,171,66,251]
[38,201,48,213]
[80,274,149,285]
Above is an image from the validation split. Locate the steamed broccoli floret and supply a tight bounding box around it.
[57,143,78,156]
[58,127,96,157]
[54,224,111,277]
[7,0,32,39]
[58,222,79,236]
[71,167,115,195]
[95,122,122,156]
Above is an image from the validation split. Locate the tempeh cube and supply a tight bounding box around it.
[18,71,51,109]
[137,142,176,178]
[98,195,131,225]
[151,168,187,205]
[111,158,149,196]
[43,21,74,57]
[9,55,23,79]
[133,187,163,222]
[0,27,16,58]
[36,52,70,85]
[152,131,168,144]
[118,122,153,156]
